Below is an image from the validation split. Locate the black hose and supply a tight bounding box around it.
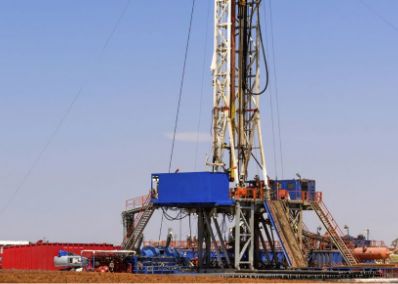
[242,0,270,96]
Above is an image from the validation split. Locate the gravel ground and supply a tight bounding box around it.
[0,270,332,283]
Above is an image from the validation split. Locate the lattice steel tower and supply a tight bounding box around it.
[211,0,270,270]
[211,0,269,187]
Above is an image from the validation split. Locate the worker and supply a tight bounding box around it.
[109,260,114,273]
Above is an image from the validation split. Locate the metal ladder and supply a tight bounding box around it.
[264,200,307,268]
[123,196,154,250]
[311,200,357,266]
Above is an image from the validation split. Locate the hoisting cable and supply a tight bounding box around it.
[168,0,196,173]
[260,0,278,178]
[267,0,285,178]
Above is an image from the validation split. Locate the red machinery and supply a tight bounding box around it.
[2,241,117,271]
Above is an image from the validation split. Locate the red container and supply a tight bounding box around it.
[0,246,3,269]
[2,241,117,270]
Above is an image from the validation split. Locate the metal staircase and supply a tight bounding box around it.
[264,200,307,268]
[122,195,154,250]
[311,200,357,266]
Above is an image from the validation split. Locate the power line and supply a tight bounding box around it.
[168,0,196,173]
[359,0,398,34]
[101,0,131,52]
[0,0,131,217]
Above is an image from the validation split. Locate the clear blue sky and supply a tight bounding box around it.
[0,0,397,245]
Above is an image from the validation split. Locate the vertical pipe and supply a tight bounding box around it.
[197,210,204,270]
[230,0,236,180]
[258,225,270,263]
[234,202,241,269]
[205,213,211,267]
[248,203,255,270]
[211,0,218,170]
[237,1,245,181]
[227,0,238,184]
[254,214,260,268]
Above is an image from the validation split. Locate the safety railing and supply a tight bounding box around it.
[125,193,151,211]
[141,240,230,250]
[368,240,386,247]
[314,191,323,203]
[123,194,153,244]
[142,239,285,251]
[231,187,265,201]
[316,200,345,238]
[142,240,194,249]
[273,189,320,202]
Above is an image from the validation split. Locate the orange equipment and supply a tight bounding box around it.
[352,247,391,261]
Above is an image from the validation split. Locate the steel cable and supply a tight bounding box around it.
[0,0,131,217]
[168,0,196,173]
[194,0,211,170]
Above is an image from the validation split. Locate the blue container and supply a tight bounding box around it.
[272,179,316,201]
[151,172,233,207]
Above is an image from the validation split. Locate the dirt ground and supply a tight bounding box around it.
[0,270,330,283]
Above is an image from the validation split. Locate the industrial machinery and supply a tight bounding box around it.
[122,0,364,273]
[54,250,88,270]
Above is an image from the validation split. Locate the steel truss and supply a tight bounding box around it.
[211,0,269,181]
[197,209,232,271]
[234,201,255,270]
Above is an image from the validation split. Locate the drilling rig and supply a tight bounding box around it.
[122,0,358,272]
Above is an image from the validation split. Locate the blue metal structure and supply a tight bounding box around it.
[126,245,193,274]
[308,250,344,267]
[271,179,316,201]
[151,172,233,207]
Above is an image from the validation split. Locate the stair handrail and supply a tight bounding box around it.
[132,193,152,226]
[125,192,152,211]
[124,206,153,249]
[317,200,346,238]
[123,193,153,247]
[313,199,357,264]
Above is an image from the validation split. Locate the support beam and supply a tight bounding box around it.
[234,201,255,270]
[213,216,232,268]
[204,213,224,268]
